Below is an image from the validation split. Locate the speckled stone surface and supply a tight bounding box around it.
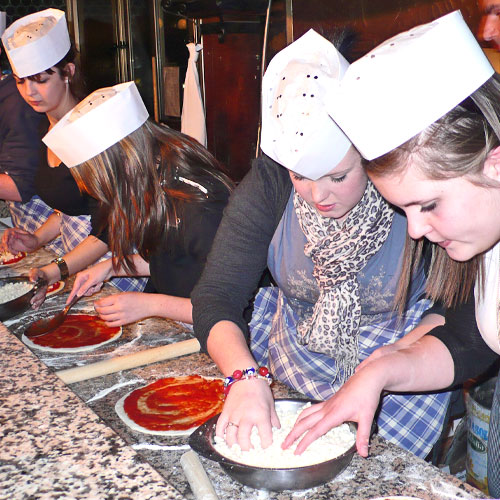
[0,326,184,500]
[67,353,489,500]
[0,226,491,500]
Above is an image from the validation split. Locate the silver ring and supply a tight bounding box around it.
[227,422,239,428]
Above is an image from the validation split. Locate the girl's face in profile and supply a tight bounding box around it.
[289,146,368,221]
[369,160,500,262]
[14,66,68,117]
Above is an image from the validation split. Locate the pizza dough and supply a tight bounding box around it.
[0,281,33,303]
[22,313,122,352]
[0,251,26,266]
[115,375,224,436]
[46,281,65,297]
[213,402,356,468]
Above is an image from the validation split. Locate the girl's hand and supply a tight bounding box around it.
[93,292,152,327]
[215,378,280,451]
[2,227,39,253]
[29,268,48,310]
[282,365,384,457]
[67,260,113,304]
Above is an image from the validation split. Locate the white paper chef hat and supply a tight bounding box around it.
[328,10,494,161]
[261,29,351,180]
[43,81,149,168]
[0,12,6,39]
[1,8,70,78]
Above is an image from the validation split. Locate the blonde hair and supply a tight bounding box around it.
[365,74,500,308]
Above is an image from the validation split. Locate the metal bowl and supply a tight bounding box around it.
[0,277,43,321]
[189,398,357,491]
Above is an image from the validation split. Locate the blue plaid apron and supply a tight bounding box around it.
[488,375,500,496]
[8,196,146,292]
[250,286,451,459]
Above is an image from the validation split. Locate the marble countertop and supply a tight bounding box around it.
[0,242,491,500]
[0,325,184,500]
[66,353,488,500]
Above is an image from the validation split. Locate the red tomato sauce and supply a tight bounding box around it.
[0,252,26,265]
[46,281,64,294]
[123,375,224,431]
[32,314,120,348]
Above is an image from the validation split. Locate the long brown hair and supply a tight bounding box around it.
[364,73,500,308]
[70,121,233,274]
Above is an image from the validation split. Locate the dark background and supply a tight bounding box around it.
[0,0,484,181]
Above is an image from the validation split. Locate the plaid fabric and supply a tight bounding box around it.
[108,274,146,293]
[8,196,146,293]
[250,286,451,458]
[488,374,500,497]
[9,196,65,254]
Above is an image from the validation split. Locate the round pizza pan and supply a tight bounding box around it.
[0,277,38,321]
[189,398,358,491]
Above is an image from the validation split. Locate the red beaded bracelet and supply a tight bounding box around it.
[223,366,273,396]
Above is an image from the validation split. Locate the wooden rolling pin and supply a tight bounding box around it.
[56,338,200,384]
[181,450,219,500]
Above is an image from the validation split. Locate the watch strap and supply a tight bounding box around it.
[51,257,69,281]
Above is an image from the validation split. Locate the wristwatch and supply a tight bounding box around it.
[51,257,69,280]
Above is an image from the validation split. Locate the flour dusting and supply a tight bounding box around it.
[86,379,144,403]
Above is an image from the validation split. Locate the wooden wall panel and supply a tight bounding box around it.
[291,0,482,60]
[203,30,262,181]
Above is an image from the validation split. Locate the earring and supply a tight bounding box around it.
[65,77,69,84]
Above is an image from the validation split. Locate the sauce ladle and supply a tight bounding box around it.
[25,294,81,338]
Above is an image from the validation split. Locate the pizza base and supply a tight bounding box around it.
[0,251,27,266]
[115,376,223,437]
[22,330,122,352]
[21,315,122,353]
[46,281,65,297]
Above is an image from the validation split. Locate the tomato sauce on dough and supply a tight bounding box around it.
[31,314,120,348]
[0,252,26,265]
[123,375,224,431]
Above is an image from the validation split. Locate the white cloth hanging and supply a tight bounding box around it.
[181,43,207,147]
[0,12,6,38]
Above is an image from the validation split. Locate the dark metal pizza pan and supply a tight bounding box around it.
[189,398,358,491]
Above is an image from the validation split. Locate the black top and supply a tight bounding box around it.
[145,183,230,298]
[428,294,499,386]
[191,156,293,351]
[35,120,106,240]
[0,75,44,202]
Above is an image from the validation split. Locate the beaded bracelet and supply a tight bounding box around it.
[223,366,273,396]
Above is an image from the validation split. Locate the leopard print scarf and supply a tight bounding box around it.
[294,180,393,385]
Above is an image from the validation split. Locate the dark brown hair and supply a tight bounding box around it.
[364,74,500,308]
[17,45,86,100]
[71,120,233,274]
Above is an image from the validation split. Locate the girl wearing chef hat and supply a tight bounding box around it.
[43,81,232,326]
[283,11,500,495]
[0,11,44,209]
[190,29,451,459]
[1,8,145,298]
